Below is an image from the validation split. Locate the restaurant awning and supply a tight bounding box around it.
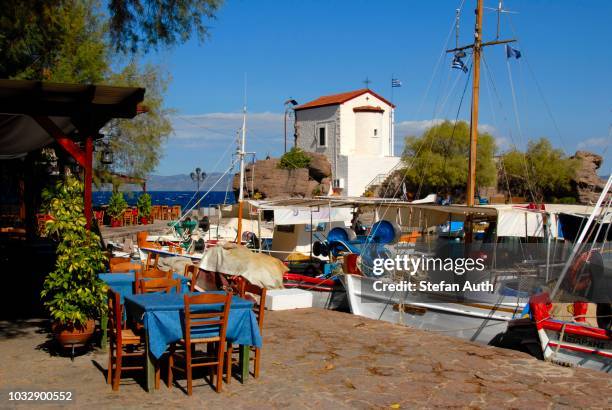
[0,80,144,158]
[0,79,145,229]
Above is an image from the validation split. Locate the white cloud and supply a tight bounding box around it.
[478,124,496,135]
[394,119,496,137]
[394,119,445,137]
[494,136,511,150]
[577,137,611,149]
[170,112,287,148]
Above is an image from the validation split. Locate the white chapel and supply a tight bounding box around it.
[294,88,401,196]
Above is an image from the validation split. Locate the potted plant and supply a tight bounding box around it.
[107,191,127,227]
[137,193,152,224]
[40,176,107,348]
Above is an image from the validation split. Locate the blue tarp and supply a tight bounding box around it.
[124,292,262,359]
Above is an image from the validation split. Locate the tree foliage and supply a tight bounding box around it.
[1,0,222,77]
[108,0,222,53]
[499,138,578,202]
[102,62,173,179]
[10,0,108,83]
[401,120,497,197]
[0,0,67,78]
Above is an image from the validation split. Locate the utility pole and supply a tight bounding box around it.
[446,0,515,240]
[236,102,246,243]
[284,99,298,153]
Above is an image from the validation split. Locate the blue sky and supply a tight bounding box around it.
[149,0,611,176]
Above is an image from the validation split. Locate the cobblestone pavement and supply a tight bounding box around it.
[1,309,610,409]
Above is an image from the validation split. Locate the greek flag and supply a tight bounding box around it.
[391,78,402,88]
[451,55,468,73]
[505,44,522,59]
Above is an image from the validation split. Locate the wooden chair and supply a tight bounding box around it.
[137,232,161,250]
[171,205,181,220]
[150,205,160,221]
[135,268,172,281]
[161,206,169,220]
[226,281,266,382]
[94,209,105,224]
[136,277,180,294]
[109,256,130,267]
[131,207,139,225]
[168,293,232,395]
[144,252,160,271]
[122,210,132,226]
[36,213,48,235]
[184,264,201,292]
[106,288,160,390]
[110,262,142,274]
[109,257,142,274]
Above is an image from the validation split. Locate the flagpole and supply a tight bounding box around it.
[390,74,394,156]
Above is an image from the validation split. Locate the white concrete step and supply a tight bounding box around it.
[265,288,313,310]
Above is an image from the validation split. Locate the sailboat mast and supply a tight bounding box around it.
[447,0,515,243]
[466,0,483,208]
[236,103,246,243]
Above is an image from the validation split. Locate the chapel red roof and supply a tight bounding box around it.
[294,88,395,111]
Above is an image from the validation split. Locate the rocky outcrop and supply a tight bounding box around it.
[305,152,331,181]
[233,154,332,199]
[570,151,606,204]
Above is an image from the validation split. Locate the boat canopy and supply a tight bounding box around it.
[251,198,598,239]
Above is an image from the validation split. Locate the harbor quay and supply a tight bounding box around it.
[1,309,609,409]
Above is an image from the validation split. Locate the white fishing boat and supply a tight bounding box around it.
[500,175,612,372]
[338,201,571,344]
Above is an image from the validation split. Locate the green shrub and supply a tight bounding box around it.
[137,193,152,217]
[555,196,577,204]
[278,147,311,170]
[107,191,128,219]
[40,176,107,326]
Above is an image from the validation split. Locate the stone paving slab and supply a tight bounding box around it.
[0,309,610,409]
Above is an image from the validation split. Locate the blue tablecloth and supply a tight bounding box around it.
[99,272,190,298]
[124,292,262,359]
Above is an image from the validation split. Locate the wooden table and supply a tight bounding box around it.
[124,292,262,392]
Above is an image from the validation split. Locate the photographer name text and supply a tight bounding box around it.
[372,280,493,292]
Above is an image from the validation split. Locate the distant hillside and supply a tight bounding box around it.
[94,173,233,191]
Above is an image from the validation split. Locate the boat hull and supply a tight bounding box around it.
[340,273,523,345]
[539,327,612,372]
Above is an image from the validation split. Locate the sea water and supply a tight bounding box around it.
[92,191,235,209]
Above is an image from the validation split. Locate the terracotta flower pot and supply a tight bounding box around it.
[110,218,121,227]
[51,319,95,347]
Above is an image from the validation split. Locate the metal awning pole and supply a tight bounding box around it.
[257,209,262,253]
[84,136,93,230]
